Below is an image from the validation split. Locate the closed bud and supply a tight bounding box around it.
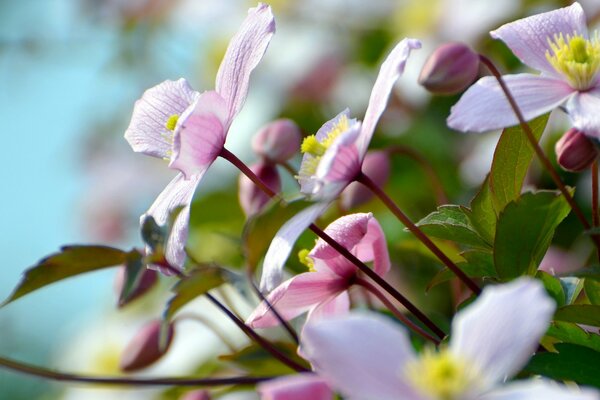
[114,265,158,307]
[555,128,598,172]
[341,151,390,210]
[419,42,479,95]
[252,119,302,163]
[120,320,174,372]
[180,390,211,400]
[239,162,281,216]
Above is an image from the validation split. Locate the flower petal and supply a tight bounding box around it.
[354,217,390,277]
[143,171,205,272]
[450,278,555,387]
[310,213,372,261]
[125,79,198,159]
[479,380,599,400]
[260,202,331,292]
[491,2,588,75]
[247,272,345,328]
[257,373,334,400]
[447,74,574,132]
[307,291,350,322]
[169,91,229,179]
[300,312,420,400]
[215,3,275,122]
[566,89,600,139]
[357,38,421,157]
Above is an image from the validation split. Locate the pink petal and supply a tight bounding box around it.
[312,256,356,279]
[257,374,333,400]
[566,89,600,139]
[354,217,391,277]
[300,313,420,400]
[491,2,588,75]
[143,172,205,271]
[215,3,275,123]
[479,380,599,400]
[450,278,555,387]
[306,291,350,322]
[310,213,372,260]
[314,109,352,141]
[169,91,229,179]
[260,202,331,292]
[125,79,198,159]
[447,74,574,132]
[247,272,346,328]
[357,38,421,157]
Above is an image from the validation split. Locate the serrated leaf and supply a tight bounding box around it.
[466,176,496,244]
[427,250,495,290]
[585,278,600,305]
[546,321,600,353]
[555,304,600,326]
[415,205,491,249]
[2,245,129,306]
[536,270,566,307]
[525,343,600,388]
[489,113,550,213]
[494,191,571,280]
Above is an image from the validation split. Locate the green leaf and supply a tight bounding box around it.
[218,342,305,375]
[467,176,496,244]
[585,278,600,305]
[494,191,571,280]
[525,343,600,388]
[117,251,154,308]
[415,205,491,249]
[489,114,550,213]
[2,245,129,306]
[536,271,566,307]
[555,305,600,326]
[546,321,600,353]
[427,251,496,290]
[560,277,585,304]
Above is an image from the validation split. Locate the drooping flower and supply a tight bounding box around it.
[301,278,599,400]
[248,213,389,327]
[259,38,420,290]
[448,2,600,139]
[124,4,275,272]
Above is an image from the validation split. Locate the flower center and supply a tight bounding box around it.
[165,114,179,131]
[406,348,480,400]
[161,114,180,160]
[298,248,316,272]
[546,32,600,90]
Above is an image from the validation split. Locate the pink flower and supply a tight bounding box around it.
[247,213,390,327]
[448,2,600,138]
[301,278,598,400]
[124,4,275,272]
[257,373,333,400]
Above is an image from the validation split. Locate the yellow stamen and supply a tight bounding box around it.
[546,32,600,90]
[298,249,316,272]
[165,114,179,131]
[301,136,326,156]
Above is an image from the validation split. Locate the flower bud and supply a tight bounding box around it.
[418,42,479,95]
[180,390,211,400]
[252,119,302,163]
[555,128,598,172]
[114,265,158,307]
[239,162,281,216]
[120,320,174,372]
[341,151,390,210]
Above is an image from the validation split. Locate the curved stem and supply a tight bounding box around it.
[279,161,298,179]
[0,355,273,387]
[355,277,441,345]
[220,147,446,340]
[175,313,238,353]
[355,171,481,295]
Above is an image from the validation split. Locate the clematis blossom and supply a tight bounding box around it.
[124,4,275,272]
[448,2,600,139]
[257,373,333,400]
[301,278,599,400]
[248,213,389,328]
[259,38,420,290]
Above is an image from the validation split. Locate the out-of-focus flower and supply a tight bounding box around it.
[124,4,275,272]
[181,390,212,400]
[257,373,333,400]
[238,162,281,217]
[340,150,390,211]
[448,2,600,139]
[120,320,174,372]
[555,128,599,172]
[419,42,480,95]
[251,119,302,163]
[301,278,598,400]
[248,213,389,327]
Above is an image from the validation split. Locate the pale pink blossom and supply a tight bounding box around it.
[124,4,275,272]
[449,2,600,139]
[257,373,333,400]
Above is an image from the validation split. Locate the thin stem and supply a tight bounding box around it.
[386,145,448,205]
[175,313,238,352]
[355,277,440,345]
[478,55,591,231]
[279,161,298,178]
[220,147,446,340]
[0,355,273,387]
[593,160,599,229]
[355,171,481,295]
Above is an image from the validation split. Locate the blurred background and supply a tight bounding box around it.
[2,0,599,398]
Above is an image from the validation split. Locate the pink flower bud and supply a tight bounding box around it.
[180,390,211,400]
[252,119,302,163]
[418,42,479,95]
[120,320,174,372]
[114,266,158,307]
[341,151,390,210]
[555,128,598,172]
[239,162,281,216]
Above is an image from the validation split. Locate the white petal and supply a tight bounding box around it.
[479,380,599,400]
[566,89,600,139]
